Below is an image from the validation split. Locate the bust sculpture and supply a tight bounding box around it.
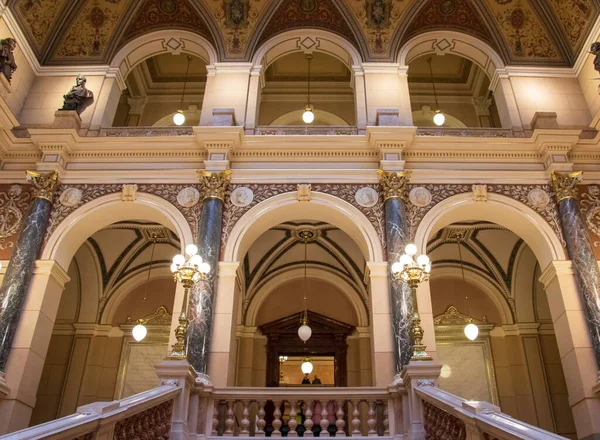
[591,42,600,75]
[60,74,93,113]
[0,38,17,83]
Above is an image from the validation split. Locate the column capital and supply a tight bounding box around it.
[25,170,60,201]
[377,169,411,202]
[551,170,583,202]
[197,170,231,201]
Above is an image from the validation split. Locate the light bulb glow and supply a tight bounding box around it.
[301,360,314,375]
[190,254,202,267]
[405,244,418,256]
[391,262,403,274]
[302,109,314,124]
[199,262,211,274]
[464,323,479,341]
[170,262,178,273]
[433,111,445,126]
[173,254,185,266]
[298,323,312,342]
[173,111,186,126]
[185,244,198,256]
[440,364,452,379]
[416,254,430,266]
[132,324,147,342]
[399,254,413,267]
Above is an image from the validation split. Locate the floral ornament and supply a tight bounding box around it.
[580,185,600,240]
[0,185,32,251]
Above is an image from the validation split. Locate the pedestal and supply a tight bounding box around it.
[401,361,442,440]
[52,110,81,130]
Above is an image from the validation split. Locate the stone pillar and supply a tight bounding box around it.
[471,96,492,128]
[187,170,230,382]
[551,171,600,370]
[378,170,414,376]
[0,171,59,375]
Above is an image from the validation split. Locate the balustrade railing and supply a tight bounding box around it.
[197,387,397,438]
[0,384,179,440]
[254,126,358,136]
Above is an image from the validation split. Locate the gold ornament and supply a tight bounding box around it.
[377,169,412,202]
[551,171,582,202]
[197,170,231,201]
[26,170,60,201]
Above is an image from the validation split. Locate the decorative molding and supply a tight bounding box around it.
[121,184,138,202]
[433,306,487,326]
[0,184,31,254]
[297,184,311,202]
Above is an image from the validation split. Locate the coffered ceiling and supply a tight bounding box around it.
[9,0,599,66]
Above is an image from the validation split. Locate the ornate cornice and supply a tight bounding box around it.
[197,170,231,201]
[377,169,411,201]
[551,171,583,202]
[26,170,60,201]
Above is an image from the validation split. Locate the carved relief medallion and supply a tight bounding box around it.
[230,187,254,207]
[472,184,488,202]
[177,187,200,207]
[59,187,83,207]
[0,185,24,240]
[355,187,379,207]
[527,188,550,209]
[409,187,432,207]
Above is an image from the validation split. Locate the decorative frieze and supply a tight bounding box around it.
[0,184,32,258]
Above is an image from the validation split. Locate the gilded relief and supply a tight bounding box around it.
[16,0,68,49]
[548,0,596,50]
[54,0,131,59]
[484,0,561,61]
[579,185,600,259]
[343,0,411,57]
[203,0,269,56]
[0,184,32,260]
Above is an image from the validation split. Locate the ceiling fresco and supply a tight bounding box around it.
[8,0,600,65]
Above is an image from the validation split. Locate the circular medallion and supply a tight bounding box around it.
[160,0,177,13]
[355,187,379,208]
[299,0,317,13]
[89,7,105,28]
[230,187,254,207]
[510,8,524,29]
[439,0,456,15]
[0,203,22,238]
[527,188,550,210]
[177,187,200,207]
[409,187,432,207]
[59,187,83,207]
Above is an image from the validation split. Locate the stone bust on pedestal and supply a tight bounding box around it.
[60,74,93,114]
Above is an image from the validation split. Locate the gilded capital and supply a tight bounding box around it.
[25,170,60,202]
[377,169,411,201]
[551,171,582,202]
[197,170,231,201]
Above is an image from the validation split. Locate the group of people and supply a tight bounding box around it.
[301,375,322,385]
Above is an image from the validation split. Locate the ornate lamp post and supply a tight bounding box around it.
[168,244,210,359]
[391,243,432,361]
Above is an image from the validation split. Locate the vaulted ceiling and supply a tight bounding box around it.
[9,0,599,66]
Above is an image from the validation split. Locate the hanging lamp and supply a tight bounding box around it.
[455,234,479,341]
[298,232,312,342]
[173,55,192,126]
[426,57,445,126]
[301,356,313,376]
[302,53,315,124]
[132,233,158,342]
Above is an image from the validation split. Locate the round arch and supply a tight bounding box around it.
[252,29,363,69]
[414,192,566,271]
[111,30,218,80]
[430,266,514,325]
[223,192,384,263]
[269,109,350,126]
[411,110,466,128]
[43,192,194,270]
[245,267,369,327]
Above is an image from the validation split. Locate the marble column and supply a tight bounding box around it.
[186,170,230,381]
[0,171,59,373]
[552,171,600,369]
[378,170,414,373]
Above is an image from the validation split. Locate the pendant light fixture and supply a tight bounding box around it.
[298,232,312,342]
[426,57,445,126]
[455,234,479,341]
[302,53,315,124]
[132,232,158,342]
[301,356,313,377]
[173,55,192,126]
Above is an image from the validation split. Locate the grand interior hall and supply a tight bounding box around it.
[2,0,600,439]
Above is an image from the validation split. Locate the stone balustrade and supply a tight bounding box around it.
[253,126,359,136]
[416,384,568,440]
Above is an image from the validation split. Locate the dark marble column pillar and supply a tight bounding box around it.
[186,170,230,381]
[378,170,414,374]
[552,171,600,367]
[0,171,59,373]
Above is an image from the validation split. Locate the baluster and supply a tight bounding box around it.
[383,402,389,436]
[304,400,314,437]
[367,401,376,437]
[240,400,250,436]
[224,400,235,436]
[257,400,266,436]
[272,400,282,437]
[351,400,361,436]
[211,400,219,436]
[288,400,298,437]
[335,400,345,437]
[320,400,330,437]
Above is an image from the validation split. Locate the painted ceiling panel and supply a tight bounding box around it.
[14,0,68,52]
[547,0,597,52]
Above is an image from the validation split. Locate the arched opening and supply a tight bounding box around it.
[414,195,576,437]
[407,53,502,128]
